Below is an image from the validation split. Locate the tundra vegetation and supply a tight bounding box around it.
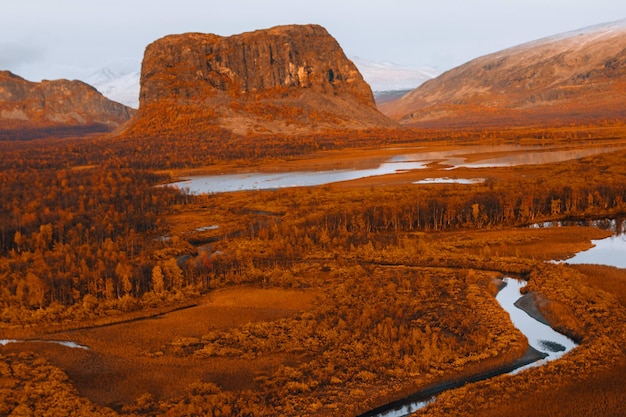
[1,124,625,416]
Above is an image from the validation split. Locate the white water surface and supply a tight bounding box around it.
[413,177,484,185]
[171,160,427,193]
[373,398,434,417]
[565,234,626,268]
[0,339,88,350]
[496,278,577,373]
[171,144,624,194]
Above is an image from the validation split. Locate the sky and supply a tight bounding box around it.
[3,0,626,82]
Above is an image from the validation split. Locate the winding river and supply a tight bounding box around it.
[2,220,620,416]
[362,277,578,417]
[366,220,624,417]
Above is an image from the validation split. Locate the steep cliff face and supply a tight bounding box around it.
[128,24,395,136]
[380,19,626,128]
[0,71,135,139]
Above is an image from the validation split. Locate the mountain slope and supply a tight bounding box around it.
[122,24,397,139]
[86,65,141,109]
[0,71,135,139]
[380,19,626,128]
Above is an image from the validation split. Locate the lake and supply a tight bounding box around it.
[565,232,626,268]
[537,219,626,269]
[170,143,625,194]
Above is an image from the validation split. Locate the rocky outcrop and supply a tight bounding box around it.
[380,19,626,128]
[0,71,135,139]
[127,24,396,136]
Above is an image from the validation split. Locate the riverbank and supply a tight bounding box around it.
[358,346,547,417]
[357,276,567,417]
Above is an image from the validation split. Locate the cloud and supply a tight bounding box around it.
[0,42,45,70]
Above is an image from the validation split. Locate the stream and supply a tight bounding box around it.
[362,277,577,417]
[0,339,88,350]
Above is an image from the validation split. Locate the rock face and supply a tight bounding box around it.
[0,71,135,139]
[129,24,396,136]
[380,19,626,128]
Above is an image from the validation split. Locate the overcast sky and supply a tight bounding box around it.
[3,0,626,82]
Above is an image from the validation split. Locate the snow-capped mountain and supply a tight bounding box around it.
[351,57,440,92]
[83,59,141,108]
[87,70,140,109]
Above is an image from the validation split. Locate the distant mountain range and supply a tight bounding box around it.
[351,57,439,92]
[380,19,626,128]
[4,19,626,139]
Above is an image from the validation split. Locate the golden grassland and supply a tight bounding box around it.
[1,125,626,416]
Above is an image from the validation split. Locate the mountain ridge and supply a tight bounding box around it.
[0,70,135,140]
[380,18,626,128]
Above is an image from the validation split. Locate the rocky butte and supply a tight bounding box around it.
[380,19,626,128]
[123,24,397,138]
[0,71,135,140]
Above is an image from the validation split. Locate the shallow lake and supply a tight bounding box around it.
[538,219,626,269]
[565,231,626,269]
[171,143,625,194]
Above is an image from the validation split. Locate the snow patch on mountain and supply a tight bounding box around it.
[503,18,626,55]
[83,58,141,108]
[351,57,440,92]
[88,70,140,109]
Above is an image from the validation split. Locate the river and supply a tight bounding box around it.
[0,339,88,349]
[366,220,623,416]
[363,277,577,417]
[564,230,626,269]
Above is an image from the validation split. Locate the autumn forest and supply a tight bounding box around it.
[1,122,626,417]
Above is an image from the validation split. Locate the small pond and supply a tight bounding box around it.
[535,219,626,269]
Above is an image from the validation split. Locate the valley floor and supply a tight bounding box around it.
[1,131,626,416]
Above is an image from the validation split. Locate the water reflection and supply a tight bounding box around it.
[171,144,625,194]
[451,146,625,169]
[566,233,626,268]
[536,219,626,269]
[497,278,577,373]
